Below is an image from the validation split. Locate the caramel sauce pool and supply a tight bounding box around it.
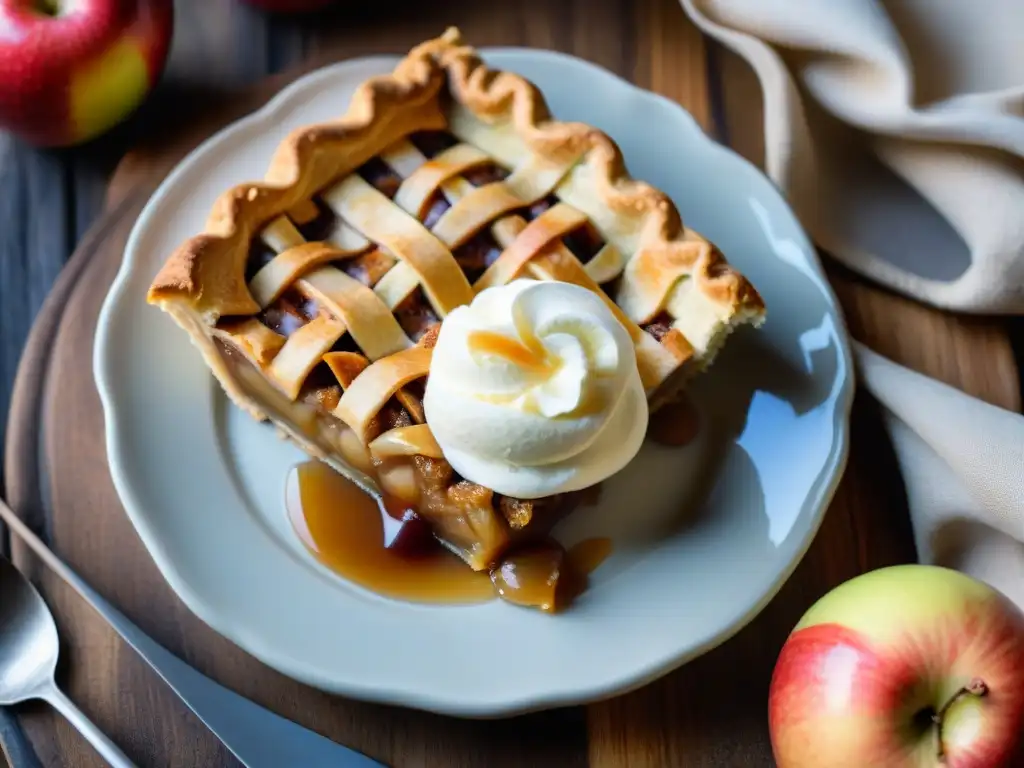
[286,461,613,607]
[287,461,494,604]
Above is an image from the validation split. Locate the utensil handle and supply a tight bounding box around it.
[41,686,136,768]
[0,707,42,768]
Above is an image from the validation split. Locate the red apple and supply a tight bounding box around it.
[769,565,1024,767]
[0,0,173,147]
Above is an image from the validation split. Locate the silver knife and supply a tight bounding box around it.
[0,499,387,768]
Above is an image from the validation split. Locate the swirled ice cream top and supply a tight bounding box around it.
[422,279,648,499]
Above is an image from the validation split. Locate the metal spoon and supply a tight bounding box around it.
[0,555,136,767]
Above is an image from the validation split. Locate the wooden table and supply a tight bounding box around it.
[0,1,1020,766]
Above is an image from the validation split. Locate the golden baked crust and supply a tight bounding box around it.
[144,28,768,587]
[149,28,764,409]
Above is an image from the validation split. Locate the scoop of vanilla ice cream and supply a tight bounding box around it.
[422,279,648,499]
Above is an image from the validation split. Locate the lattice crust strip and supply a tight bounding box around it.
[220,137,685,451]
[147,26,766,463]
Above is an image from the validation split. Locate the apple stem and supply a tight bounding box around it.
[933,677,988,760]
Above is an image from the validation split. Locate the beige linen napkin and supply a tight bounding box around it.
[855,343,1024,608]
[682,0,1024,314]
[677,0,1024,607]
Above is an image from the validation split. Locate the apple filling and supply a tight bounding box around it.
[210,324,588,611]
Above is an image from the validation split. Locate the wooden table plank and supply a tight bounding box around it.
[0,140,72,495]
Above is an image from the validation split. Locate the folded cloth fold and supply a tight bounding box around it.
[682,0,1024,314]
[853,343,1024,610]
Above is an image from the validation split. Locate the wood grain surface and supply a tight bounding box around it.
[1,1,1021,767]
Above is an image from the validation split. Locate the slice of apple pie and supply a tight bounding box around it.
[146,27,765,607]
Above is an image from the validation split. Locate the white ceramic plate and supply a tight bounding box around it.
[94,46,854,717]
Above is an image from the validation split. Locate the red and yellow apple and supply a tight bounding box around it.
[769,565,1024,767]
[0,0,173,147]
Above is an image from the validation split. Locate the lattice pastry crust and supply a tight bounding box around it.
[146,28,766,560]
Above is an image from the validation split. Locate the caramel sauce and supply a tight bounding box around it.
[465,327,613,417]
[491,542,563,612]
[286,461,494,604]
[467,329,556,375]
[489,536,614,612]
[286,461,613,610]
[649,394,701,447]
[566,536,613,574]
[559,537,614,606]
